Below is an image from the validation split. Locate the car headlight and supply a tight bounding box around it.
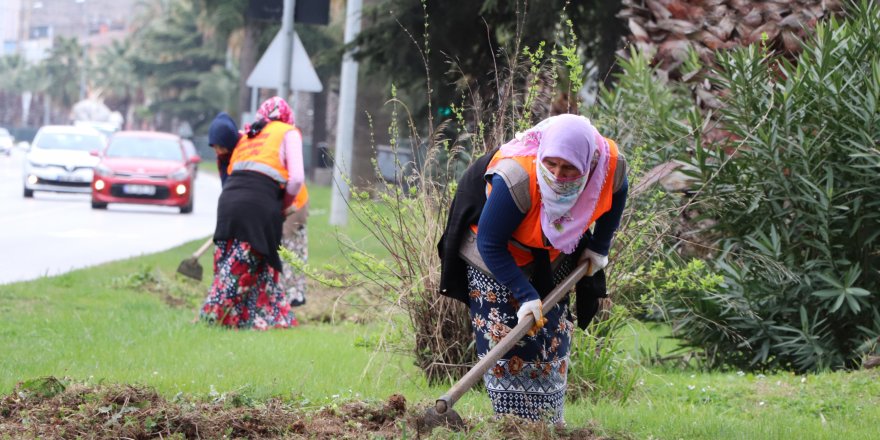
[94,164,113,177]
[28,160,47,168]
[169,167,188,180]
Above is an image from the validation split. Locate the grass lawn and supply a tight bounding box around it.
[2,183,879,439]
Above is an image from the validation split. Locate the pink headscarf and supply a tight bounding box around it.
[498,114,611,253]
[244,96,294,135]
[257,96,294,124]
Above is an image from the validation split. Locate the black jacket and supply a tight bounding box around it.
[214,171,286,271]
[437,148,498,303]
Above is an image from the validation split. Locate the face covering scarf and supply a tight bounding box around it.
[537,161,589,231]
[498,114,610,253]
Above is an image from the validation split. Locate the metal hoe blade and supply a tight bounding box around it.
[176,238,214,281]
[418,400,465,433]
[176,257,203,281]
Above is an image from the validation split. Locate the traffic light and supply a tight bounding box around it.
[437,106,453,119]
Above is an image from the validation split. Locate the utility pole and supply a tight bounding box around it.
[19,1,32,127]
[329,0,362,226]
[279,0,297,102]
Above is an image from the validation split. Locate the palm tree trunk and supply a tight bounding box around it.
[597,0,624,88]
[236,16,260,120]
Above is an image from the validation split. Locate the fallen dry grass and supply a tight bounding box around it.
[0,378,604,439]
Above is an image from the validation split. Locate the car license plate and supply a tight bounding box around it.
[123,184,156,195]
[58,174,83,182]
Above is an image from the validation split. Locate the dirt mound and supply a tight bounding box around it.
[0,377,604,439]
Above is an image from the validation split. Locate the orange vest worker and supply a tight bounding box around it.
[475,138,620,266]
[228,120,297,185]
[229,120,309,211]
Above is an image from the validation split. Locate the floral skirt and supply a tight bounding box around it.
[466,260,575,423]
[200,239,298,330]
[281,224,308,307]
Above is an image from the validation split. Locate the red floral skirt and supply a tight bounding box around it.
[200,239,298,330]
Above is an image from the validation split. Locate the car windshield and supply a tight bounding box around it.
[74,122,118,138]
[35,132,104,151]
[90,126,116,138]
[106,137,184,161]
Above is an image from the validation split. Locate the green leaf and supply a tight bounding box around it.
[845,287,871,297]
[845,294,862,314]
[812,289,842,298]
[816,273,844,289]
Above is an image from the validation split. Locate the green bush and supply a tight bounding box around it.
[594,47,695,164]
[673,0,880,372]
[589,48,702,312]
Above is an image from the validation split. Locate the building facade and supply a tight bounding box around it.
[5,0,140,60]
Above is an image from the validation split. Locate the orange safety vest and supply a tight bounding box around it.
[475,138,620,266]
[292,182,309,209]
[228,120,299,185]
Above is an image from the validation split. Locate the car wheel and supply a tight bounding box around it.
[91,201,108,209]
[23,187,34,198]
[179,198,194,214]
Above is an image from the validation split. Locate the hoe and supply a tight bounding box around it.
[419,261,592,432]
[176,238,213,281]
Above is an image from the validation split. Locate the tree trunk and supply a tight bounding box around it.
[311,89,328,174]
[236,17,260,121]
[597,0,624,88]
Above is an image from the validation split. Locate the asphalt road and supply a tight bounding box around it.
[0,146,221,285]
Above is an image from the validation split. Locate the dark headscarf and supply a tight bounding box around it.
[208,112,240,150]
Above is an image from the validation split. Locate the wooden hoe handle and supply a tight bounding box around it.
[192,238,214,259]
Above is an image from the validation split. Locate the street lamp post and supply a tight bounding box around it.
[28,1,53,125]
[329,0,363,226]
[279,0,296,102]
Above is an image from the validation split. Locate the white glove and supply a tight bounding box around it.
[517,299,546,336]
[580,248,608,276]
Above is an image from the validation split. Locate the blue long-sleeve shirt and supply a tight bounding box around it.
[477,174,629,303]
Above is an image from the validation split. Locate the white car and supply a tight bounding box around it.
[0,128,13,156]
[23,125,106,198]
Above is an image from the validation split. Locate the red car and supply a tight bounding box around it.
[91,131,200,213]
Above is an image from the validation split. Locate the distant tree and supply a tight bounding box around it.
[128,0,233,131]
[93,40,139,128]
[0,55,44,126]
[202,0,252,118]
[202,0,344,120]
[0,55,29,93]
[41,36,85,117]
[354,0,624,117]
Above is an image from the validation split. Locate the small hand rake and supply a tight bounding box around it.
[419,260,592,432]
[176,238,214,281]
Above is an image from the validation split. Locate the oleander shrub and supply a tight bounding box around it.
[671,0,880,372]
[590,48,700,311]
